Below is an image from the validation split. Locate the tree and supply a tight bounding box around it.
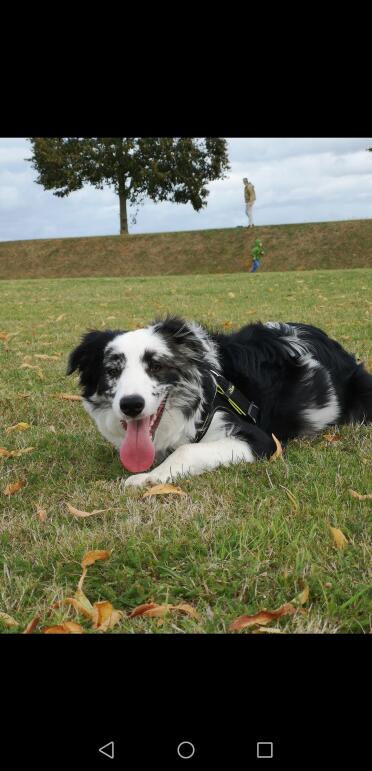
[27,138,230,234]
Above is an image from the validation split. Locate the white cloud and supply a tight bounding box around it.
[0,137,371,241]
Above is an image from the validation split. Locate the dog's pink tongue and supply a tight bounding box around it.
[119,416,155,472]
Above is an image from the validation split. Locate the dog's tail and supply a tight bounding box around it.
[343,363,372,424]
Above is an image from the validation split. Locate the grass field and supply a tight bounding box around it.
[1,219,372,279]
[1,268,371,634]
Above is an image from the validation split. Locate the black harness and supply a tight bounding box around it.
[194,370,260,443]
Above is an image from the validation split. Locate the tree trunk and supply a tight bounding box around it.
[119,192,128,235]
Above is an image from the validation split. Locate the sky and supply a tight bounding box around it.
[0,138,371,241]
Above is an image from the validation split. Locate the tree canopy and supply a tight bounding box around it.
[28,138,230,234]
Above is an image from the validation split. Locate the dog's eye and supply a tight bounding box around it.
[149,361,161,373]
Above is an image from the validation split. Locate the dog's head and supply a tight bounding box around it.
[66,317,219,472]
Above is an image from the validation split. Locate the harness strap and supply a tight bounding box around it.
[194,371,260,443]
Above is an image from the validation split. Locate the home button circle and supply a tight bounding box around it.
[177,741,195,759]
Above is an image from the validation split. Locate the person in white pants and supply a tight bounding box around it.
[243,177,256,227]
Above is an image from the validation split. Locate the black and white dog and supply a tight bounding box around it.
[67,317,372,488]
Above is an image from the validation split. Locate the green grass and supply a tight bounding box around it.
[1,268,371,633]
[1,219,372,279]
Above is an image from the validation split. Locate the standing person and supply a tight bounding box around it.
[243,177,256,227]
[250,238,264,272]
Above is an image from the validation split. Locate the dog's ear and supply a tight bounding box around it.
[153,316,209,362]
[66,329,124,394]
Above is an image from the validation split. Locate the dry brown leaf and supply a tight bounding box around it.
[0,611,19,628]
[252,627,284,634]
[93,601,123,631]
[270,433,283,461]
[143,604,173,618]
[129,602,199,620]
[11,447,34,458]
[0,331,9,341]
[129,603,158,618]
[173,603,200,620]
[142,483,187,498]
[55,314,66,322]
[56,393,82,401]
[323,433,342,442]
[56,592,97,622]
[23,615,40,634]
[329,526,348,550]
[66,503,109,518]
[81,550,111,568]
[349,489,372,501]
[42,622,85,634]
[4,480,26,496]
[36,506,48,522]
[229,603,298,631]
[77,567,88,593]
[5,422,31,433]
[1,447,34,458]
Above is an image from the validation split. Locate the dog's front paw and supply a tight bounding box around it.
[123,472,156,489]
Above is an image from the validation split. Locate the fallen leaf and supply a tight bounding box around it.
[349,489,372,501]
[42,622,84,634]
[173,603,200,620]
[36,506,48,522]
[5,422,31,433]
[0,611,19,628]
[142,483,187,498]
[16,393,32,399]
[270,433,283,461]
[143,604,173,618]
[23,615,40,634]
[93,601,123,631]
[0,448,12,458]
[77,568,88,593]
[129,603,158,618]
[329,526,348,550]
[10,447,35,458]
[56,393,82,401]
[66,503,109,518]
[323,433,342,442]
[81,550,111,568]
[56,591,97,621]
[129,602,199,620]
[229,603,298,631]
[4,480,26,496]
[55,314,66,322]
[0,332,9,341]
[251,627,284,634]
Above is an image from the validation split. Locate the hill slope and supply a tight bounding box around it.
[0,219,371,279]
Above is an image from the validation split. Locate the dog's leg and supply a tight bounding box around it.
[123,437,254,488]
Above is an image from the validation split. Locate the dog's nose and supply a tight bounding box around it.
[119,395,145,417]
